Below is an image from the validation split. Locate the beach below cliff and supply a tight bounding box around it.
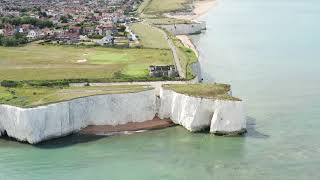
[80,118,174,135]
[166,0,216,20]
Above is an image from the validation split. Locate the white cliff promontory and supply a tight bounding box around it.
[0,85,246,144]
[158,88,246,135]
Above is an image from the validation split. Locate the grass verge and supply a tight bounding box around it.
[170,34,198,79]
[0,85,153,108]
[163,83,241,101]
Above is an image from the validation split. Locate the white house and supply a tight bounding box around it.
[26,30,39,40]
[96,35,114,46]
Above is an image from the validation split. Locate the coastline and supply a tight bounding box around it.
[176,35,199,57]
[0,1,222,144]
[166,0,216,21]
[173,0,216,59]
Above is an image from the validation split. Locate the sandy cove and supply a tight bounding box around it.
[80,118,174,135]
[166,0,216,21]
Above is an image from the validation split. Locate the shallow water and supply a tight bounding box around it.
[1,0,320,179]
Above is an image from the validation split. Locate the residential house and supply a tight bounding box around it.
[96,35,114,46]
[27,30,40,40]
[95,23,114,35]
[54,32,80,44]
[4,24,15,36]
[42,28,54,36]
[149,65,178,78]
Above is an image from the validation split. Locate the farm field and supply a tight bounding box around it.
[0,43,174,81]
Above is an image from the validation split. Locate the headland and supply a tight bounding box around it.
[0,0,246,144]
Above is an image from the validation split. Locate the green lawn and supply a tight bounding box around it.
[0,43,174,81]
[163,83,241,101]
[131,23,170,49]
[0,85,153,108]
[142,0,192,14]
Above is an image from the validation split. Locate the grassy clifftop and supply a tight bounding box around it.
[0,85,153,108]
[163,83,241,101]
[140,0,192,15]
[0,43,173,82]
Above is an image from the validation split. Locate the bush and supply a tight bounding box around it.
[0,33,28,47]
[1,80,21,87]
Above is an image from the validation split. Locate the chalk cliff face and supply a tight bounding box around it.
[0,90,156,144]
[158,88,246,134]
[0,87,246,144]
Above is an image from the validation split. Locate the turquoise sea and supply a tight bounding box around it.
[1,0,320,179]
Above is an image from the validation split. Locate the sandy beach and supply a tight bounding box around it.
[170,0,216,57]
[166,0,216,21]
[80,117,174,135]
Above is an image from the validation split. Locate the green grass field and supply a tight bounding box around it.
[0,43,174,81]
[142,0,191,14]
[0,85,152,108]
[163,84,241,101]
[131,23,169,49]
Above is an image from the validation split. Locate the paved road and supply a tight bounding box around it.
[70,80,197,95]
[142,22,185,78]
[160,28,185,78]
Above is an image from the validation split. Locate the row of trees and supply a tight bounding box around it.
[0,16,53,29]
[0,33,28,47]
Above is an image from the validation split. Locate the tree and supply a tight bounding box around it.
[60,16,69,23]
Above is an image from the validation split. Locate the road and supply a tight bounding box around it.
[70,79,198,95]
[141,22,185,78]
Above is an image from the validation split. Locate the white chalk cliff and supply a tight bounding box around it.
[0,88,246,144]
[0,90,156,144]
[158,88,246,134]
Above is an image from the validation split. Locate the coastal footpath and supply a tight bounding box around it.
[0,84,246,144]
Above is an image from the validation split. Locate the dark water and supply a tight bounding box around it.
[1,0,320,179]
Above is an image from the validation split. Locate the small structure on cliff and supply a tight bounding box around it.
[149,65,178,77]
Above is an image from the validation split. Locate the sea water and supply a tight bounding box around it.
[1,0,320,179]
